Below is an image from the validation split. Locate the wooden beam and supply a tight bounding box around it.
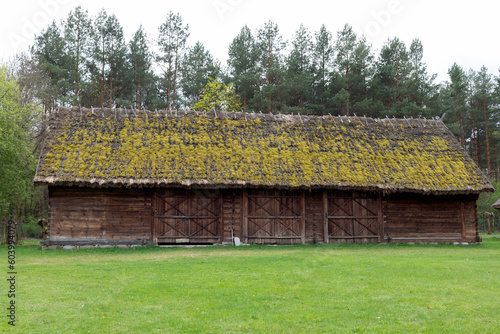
[378,194,384,243]
[327,215,378,219]
[323,190,329,244]
[156,215,220,219]
[329,235,379,239]
[219,190,224,244]
[301,190,306,244]
[242,190,248,244]
[460,202,466,242]
[43,239,146,246]
[145,189,153,245]
[245,215,302,219]
[152,191,157,245]
[246,236,303,239]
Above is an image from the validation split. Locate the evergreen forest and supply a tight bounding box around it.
[2,6,500,229]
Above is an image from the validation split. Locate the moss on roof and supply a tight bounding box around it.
[34,107,493,194]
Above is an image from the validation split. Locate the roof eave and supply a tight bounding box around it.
[33,176,493,196]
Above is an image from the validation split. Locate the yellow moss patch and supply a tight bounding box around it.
[37,112,487,192]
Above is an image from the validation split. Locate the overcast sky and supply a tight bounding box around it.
[1,0,499,84]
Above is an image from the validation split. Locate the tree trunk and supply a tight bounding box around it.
[484,100,492,178]
[395,54,400,103]
[471,99,481,169]
[267,41,272,113]
[137,75,141,109]
[75,28,81,105]
[471,108,478,165]
[173,51,178,110]
[345,59,350,115]
[457,109,464,146]
[137,57,142,109]
[100,37,105,108]
[166,58,172,110]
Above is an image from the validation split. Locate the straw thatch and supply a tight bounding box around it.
[33,107,493,195]
[491,198,500,209]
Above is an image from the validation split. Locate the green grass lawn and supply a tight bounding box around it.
[1,236,499,333]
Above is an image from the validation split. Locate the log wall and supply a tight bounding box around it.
[383,194,479,243]
[221,190,242,243]
[305,190,324,243]
[45,187,480,246]
[48,188,151,244]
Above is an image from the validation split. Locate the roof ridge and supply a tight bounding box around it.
[54,107,444,129]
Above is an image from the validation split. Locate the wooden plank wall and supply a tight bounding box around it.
[383,194,478,243]
[48,187,151,242]
[462,199,479,242]
[246,189,304,245]
[221,190,242,243]
[305,191,324,243]
[153,189,221,243]
[47,187,480,245]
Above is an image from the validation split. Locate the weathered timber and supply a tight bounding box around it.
[45,187,481,246]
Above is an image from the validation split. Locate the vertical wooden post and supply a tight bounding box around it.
[151,191,157,245]
[378,194,384,243]
[47,189,52,241]
[145,189,153,245]
[301,190,306,245]
[219,190,224,244]
[460,202,466,242]
[242,190,248,244]
[323,190,329,244]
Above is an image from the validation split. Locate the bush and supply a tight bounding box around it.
[477,180,500,219]
[22,216,43,239]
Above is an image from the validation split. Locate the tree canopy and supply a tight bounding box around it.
[4,6,500,222]
[0,66,40,219]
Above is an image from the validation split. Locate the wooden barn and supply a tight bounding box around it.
[34,107,493,247]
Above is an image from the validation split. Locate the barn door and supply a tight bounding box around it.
[245,190,305,244]
[153,189,221,244]
[325,192,381,243]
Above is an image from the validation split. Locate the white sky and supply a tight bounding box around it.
[1,0,499,84]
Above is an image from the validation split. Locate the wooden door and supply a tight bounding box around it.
[325,192,381,243]
[245,190,305,244]
[153,189,221,244]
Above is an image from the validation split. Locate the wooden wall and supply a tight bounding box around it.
[46,187,480,246]
[305,190,324,243]
[383,194,479,243]
[221,190,242,244]
[48,188,151,243]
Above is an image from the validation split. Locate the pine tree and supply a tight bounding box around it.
[63,6,91,106]
[467,69,481,167]
[334,24,357,114]
[86,10,129,107]
[31,21,69,109]
[157,11,189,110]
[227,25,261,111]
[311,25,334,113]
[447,63,468,146]
[254,20,287,113]
[375,37,410,113]
[405,39,437,116]
[180,41,220,107]
[128,26,156,109]
[285,24,314,112]
[474,66,494,178]
[350,36,375,115]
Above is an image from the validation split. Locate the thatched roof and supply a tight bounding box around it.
[34,107,493,195]
[491,198,500,209]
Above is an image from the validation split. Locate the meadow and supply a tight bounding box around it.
[1,236,499,333]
